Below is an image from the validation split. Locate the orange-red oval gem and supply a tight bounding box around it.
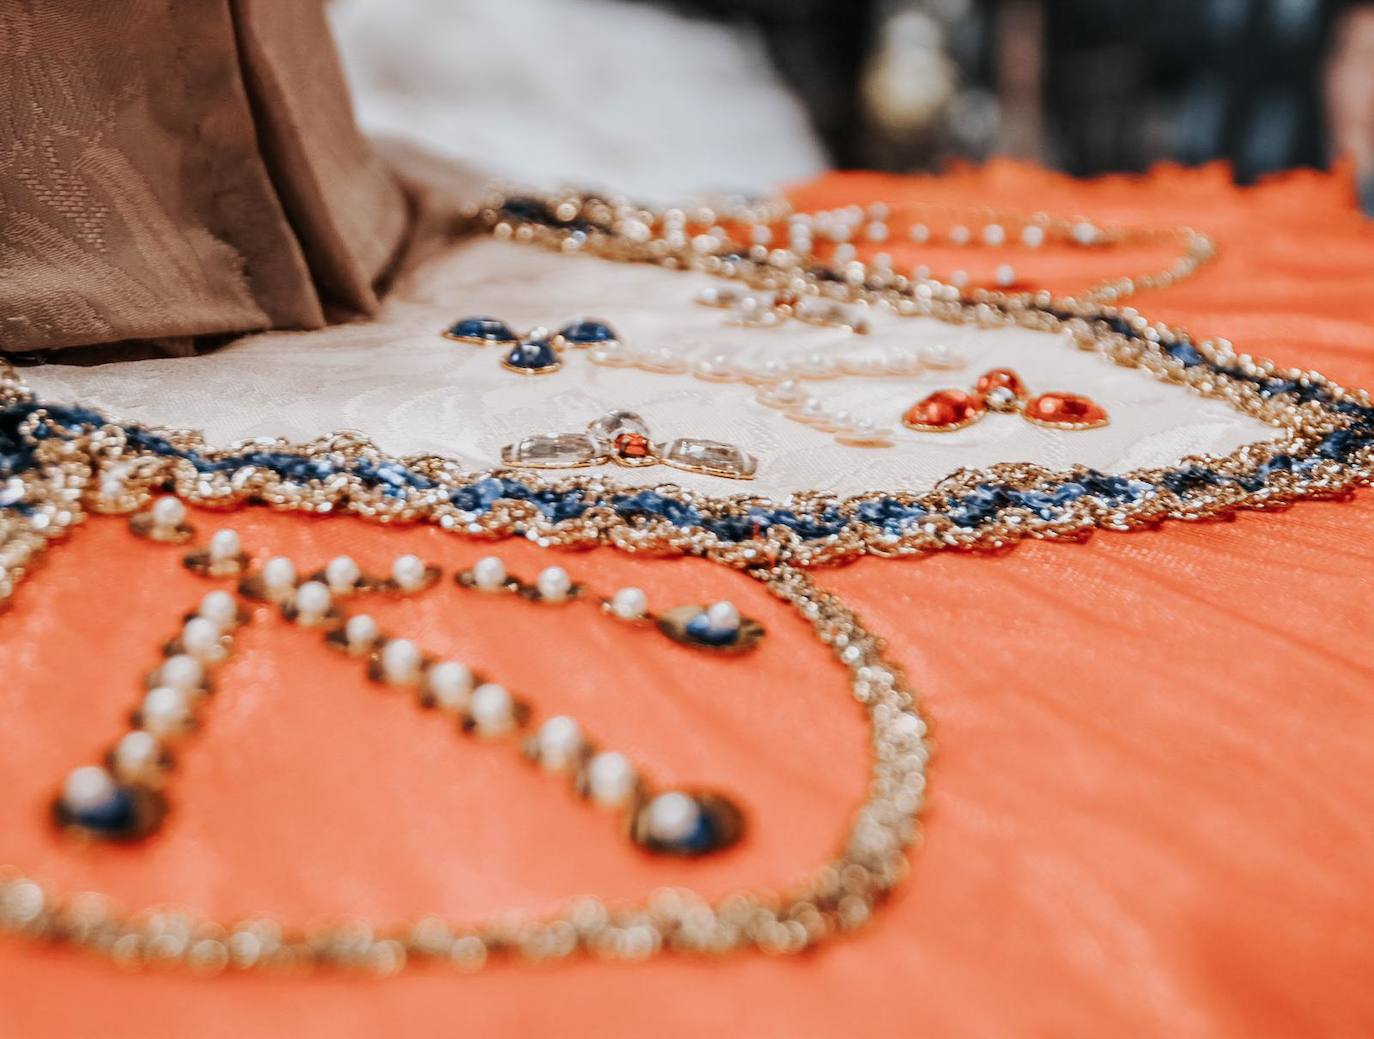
[614,432,653,458]
[902,389,987,431]
[1024,392,1109,429]
[974,368,1030,400]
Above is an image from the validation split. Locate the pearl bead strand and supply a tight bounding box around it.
[26,561,927,974]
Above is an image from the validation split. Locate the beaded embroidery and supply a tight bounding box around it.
[1,192,1372,977]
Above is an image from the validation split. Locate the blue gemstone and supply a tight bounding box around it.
[669,806,719,854]
[685,611,739,646]
[446,316,517,343]
[69,787,139,835]
[1079,473,1134,500]
[502,337,561,373]
[1164,340,1205,367]
[1316,429,1354,460]
[558,318,617,345]
[1050,482,1087,504]
[1259,378,1300,399]
[1161,466,1224,493]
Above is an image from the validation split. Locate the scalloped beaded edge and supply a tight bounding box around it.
[1,290,1372,597]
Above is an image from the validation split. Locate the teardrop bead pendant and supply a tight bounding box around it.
[902,389,987,432]
[629,790,744,856]
[656,602,765,654]
[1023,392,1110,429]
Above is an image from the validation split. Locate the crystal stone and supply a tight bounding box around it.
[658,438,758,480]
[1024,392,1109,429]
[502,336,561,373]
[902,389,987,431]
[587,410,651,444]
[445,316,517,344]
[558,318,617,345]
[613,432,653,460]
[974,368,1030,401]
[500,433,603,469]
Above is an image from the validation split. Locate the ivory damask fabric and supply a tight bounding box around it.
[22,237,1276,498]
[0,0,407,354]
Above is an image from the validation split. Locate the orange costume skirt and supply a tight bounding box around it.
[1,162,1372,1037]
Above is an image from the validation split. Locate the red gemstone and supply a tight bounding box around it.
[974,368,1029,400]
[614,432,652,458]
[1024,392,1109,429]
[902,389,987,431]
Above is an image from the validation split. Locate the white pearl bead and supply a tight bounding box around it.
[198,590,238,629]
[586,752,636,808]
[426,661,473,713]
[63,765,118,812]
[1021,225,1045,248]
[207,528,240,562]
[471,556,507,591]
[345,614,379,651]
[180,617,222,659]
[995,264,1016,287]
[536,715,583,771]
[644,791,702,844]
[150,496,186,530]
[262,556,296,594]
[610,587,647,621]
[536,566,572,603]
[113,730,161,782]
[141,686,191,736]
[391,554,427,592]
[158,654,203,692]
[982,224,1006,247]
[469,683,515,736]
[705,601,740,632]
[920,342,959,369]
[292,581,331,621]
[380,639,421,684]
[324,555,361,592]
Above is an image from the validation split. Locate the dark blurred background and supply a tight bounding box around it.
[629,0,1374,205]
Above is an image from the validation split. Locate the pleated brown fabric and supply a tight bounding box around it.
[0,0,408,354]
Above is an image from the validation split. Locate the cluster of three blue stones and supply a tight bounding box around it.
[444,316,617,374]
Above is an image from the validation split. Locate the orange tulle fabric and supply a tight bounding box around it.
[2,161,1373,1037]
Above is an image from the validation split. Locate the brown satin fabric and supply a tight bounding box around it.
[0,0,408,354]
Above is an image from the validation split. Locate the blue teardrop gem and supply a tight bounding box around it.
[558,319,617,345]
[445,316,517,344]
[632,793,744,855]
[502,337,561,373]
[65,786,141,836]
[685,610,739,646]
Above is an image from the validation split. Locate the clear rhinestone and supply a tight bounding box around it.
[658,438,757,480]
[500,433,603,469]
[587,411,651,445]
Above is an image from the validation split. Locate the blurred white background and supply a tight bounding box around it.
[329,0,826,199]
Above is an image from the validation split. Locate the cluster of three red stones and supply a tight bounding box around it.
[903,368,1109,432]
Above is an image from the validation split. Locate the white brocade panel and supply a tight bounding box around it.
[24,239,1278,499]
